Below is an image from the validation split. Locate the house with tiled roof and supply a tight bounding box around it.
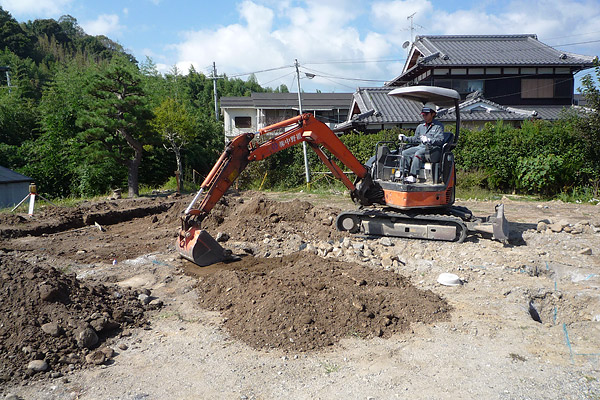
[337,34,596,132]
[220,92,352,141]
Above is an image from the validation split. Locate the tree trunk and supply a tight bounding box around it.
[175,147,183,192]
[119,128,143,198]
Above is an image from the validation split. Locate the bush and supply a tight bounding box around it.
[516,154,565,196]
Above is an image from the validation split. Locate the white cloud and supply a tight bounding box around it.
[0,0,72,16]
[172,0,391,91]
[166,0,599,92]
[81,14,124,37]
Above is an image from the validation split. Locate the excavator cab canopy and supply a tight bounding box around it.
[388,86,461,142]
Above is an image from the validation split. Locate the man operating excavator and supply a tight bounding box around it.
[398,102,445,183]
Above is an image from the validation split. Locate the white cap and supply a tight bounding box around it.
[421,102,437,113]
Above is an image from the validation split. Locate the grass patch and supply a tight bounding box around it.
[321,362,340,375]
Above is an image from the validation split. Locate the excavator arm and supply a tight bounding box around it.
[178,113,376,266]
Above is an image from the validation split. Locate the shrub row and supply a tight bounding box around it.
[238,114,598,199]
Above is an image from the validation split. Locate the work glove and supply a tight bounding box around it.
[420,136,431,144]
[398,134,407,141]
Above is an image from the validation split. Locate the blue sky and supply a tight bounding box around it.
[1,0,599,93]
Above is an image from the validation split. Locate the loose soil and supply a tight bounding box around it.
[1,190,599,399]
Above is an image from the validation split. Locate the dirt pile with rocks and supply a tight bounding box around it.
[201,192,345,243]
[193,253,451,351]
[0,253,149,383]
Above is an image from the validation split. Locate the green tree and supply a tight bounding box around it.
[25,60,95,197]
[77,55,152,197]
[0,7,34,58]
[151,97,195,191]
[577,62,600,178]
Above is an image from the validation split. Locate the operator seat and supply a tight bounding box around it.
[420,132,454,183]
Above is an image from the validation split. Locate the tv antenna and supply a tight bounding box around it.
[405,12,425,43]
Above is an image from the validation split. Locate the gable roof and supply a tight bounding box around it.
[0,166,32,184]
[220,92,353,110]
[388,34,597,87]
[335,87,573,131]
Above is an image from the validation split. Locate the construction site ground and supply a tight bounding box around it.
[1,190,599,399]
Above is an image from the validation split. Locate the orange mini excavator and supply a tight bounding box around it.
[177,86,509,266]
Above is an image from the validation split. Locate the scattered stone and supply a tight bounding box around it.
[100,346,115,359]
[138,293,151,305]
[379,237,393,247]
[352,242,365,250]
[27,359,48,373]
[216,232,230,242]
[76,327,99,349]
[149,299,164,308]
[85,350,106,365]
[548,223,565,233]
[536,221,548,232]
[41,322,62,337]
[38,284,59,301]
[118,343,129,351]
[580,248,593,255]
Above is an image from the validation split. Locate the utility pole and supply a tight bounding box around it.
[295,59,311,186]
[211,62,222,122]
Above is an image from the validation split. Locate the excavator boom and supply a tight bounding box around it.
[177,113,375,265]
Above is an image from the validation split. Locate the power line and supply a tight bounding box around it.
[304,58,406,65]
[227,64,293,78]
[542,30,600,40]
[302,66,388,83]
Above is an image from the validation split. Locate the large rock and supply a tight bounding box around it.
[75,327,99,349]
[27,360,48,373]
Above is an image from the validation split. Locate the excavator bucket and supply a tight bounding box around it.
[177,226,227,266]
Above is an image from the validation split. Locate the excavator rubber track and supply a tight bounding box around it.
[336,204,509,243]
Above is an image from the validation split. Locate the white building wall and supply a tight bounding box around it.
[222,107,257,142]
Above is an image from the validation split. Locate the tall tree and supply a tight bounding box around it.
[151,97,195,191]
[0,7,34,58]
[77,55,152,197]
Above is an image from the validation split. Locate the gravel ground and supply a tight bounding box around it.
[1,192,600,399]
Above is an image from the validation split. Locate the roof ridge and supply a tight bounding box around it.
[415,34,537,40]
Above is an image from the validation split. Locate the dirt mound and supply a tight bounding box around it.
[195,253,451,352]
[0,253,149,383]
[202,192,345,243]
[0,197,176,239]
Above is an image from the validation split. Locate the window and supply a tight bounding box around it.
[234,116,252,128]
[521,79,553,98]
[451,68,467,75]
[434,79,484,95]
[468,68,484,75]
